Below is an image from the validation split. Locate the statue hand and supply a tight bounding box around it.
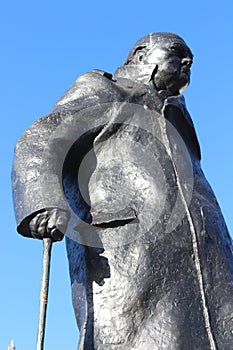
[29,208,70,242]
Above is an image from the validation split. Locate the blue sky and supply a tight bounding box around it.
[1,1,233,349]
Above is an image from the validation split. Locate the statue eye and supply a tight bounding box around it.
[170,44,184,58]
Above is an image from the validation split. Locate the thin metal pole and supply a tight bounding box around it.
[36,238,53,350]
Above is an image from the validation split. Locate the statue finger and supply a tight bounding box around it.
[29,213,44,235]
[47,212,57,230]
[29,215,38,234]
[37,216,49,236]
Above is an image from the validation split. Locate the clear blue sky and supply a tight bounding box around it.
[1,1,233,349]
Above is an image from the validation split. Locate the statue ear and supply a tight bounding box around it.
[132,45,147,63]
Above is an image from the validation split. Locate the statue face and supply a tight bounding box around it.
[144,38,193,94]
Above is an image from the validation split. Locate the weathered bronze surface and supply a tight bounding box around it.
[12,33,233,349]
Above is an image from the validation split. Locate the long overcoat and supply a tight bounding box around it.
[12,68,233,350]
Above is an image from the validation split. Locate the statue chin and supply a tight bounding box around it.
[179,82,189,93]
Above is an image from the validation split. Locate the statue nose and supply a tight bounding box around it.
[181,57,192,68]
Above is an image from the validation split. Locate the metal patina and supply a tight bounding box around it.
[12,33,233,349]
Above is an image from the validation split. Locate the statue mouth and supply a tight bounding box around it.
[181,66,190,74]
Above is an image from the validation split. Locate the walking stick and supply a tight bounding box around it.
[36,238,53,350]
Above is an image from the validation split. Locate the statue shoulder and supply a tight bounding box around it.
[81,69,113,81]
[74,69,113,88]
[52,69,117,112]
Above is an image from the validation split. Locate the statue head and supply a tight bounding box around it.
[124,32,193,94]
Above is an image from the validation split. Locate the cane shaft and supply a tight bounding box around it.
[36,238,52,350]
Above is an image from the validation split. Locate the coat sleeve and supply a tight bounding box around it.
[12,70,122,238]
[12,112,71,237]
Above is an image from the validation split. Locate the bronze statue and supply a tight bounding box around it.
[12,33,233,349]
